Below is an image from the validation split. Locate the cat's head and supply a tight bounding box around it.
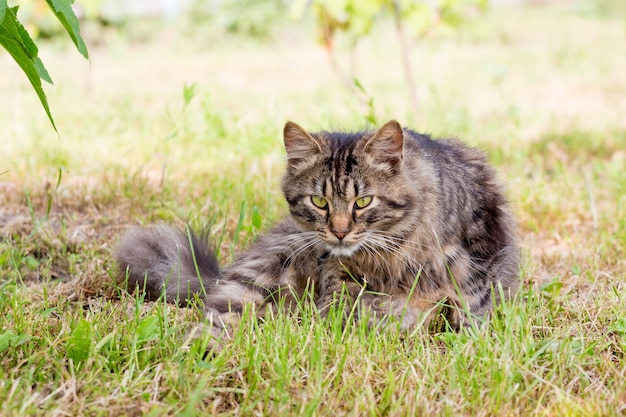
[281,120,418,257]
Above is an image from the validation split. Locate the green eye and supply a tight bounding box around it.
[311,195,328,209]
[354,196,373,209]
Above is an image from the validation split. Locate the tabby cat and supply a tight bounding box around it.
[115,120,520,343]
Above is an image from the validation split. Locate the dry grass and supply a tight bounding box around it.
[1,2,626,416]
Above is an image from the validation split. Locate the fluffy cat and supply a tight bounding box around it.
[115,120,520,342]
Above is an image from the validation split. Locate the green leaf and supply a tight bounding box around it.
[33,56,53,84]
[44,0,89,59]
[540,278,563,299]
[25,255,39,269]
[0,331,32,353]
[183,83,198,108]
[610,318,626,335]
[66,319,93,363]
[0,0,6,23]
[251,207,262,229]
[13,8,39,57]
[137,315,160,344]
[0,6,57,131]
[403,2,436,38]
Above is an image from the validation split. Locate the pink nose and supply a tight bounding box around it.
[332,229,349,240]
[330,215,351,240]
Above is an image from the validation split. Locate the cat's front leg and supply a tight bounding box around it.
[185,306,241,354]
[188,243,307,353]
[360,294,440,331]
[183,277,269,354]
[315,261,366,319]
[316,262,440,331]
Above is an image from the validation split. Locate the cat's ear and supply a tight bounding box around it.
[283,121,324,164]
[364,120,404,167]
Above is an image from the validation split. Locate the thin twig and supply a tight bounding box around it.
[392,0,419,113]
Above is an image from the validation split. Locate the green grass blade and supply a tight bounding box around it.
[231,200,247,252]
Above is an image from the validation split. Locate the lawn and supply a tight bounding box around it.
[1,2,626,415]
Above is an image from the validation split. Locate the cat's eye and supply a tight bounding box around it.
[354,196,373,209]
[311,195,328,209]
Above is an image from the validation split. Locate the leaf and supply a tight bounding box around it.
[33,56,53,84]
[251,207,262,229]
[352,78,377,125]
[137,315,160,344]
[403,2,436,38]
[44,0,89,59]
[66,319,93,363]
[25,255,40,269]
[0,6,57,131]
[12,8,38,56]
[540,278,563,298]
[610,318,626,335]
[0,0,6,23]
[0,331,32,353]
[183,83,198,108]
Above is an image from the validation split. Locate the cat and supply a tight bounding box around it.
[115,120,520,345]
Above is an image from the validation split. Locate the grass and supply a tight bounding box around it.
[1,2,626,415]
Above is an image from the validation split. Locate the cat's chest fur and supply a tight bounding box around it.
[285,225,465,298]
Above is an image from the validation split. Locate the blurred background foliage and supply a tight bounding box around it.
[6,0,625,123]
[13,0,624,44]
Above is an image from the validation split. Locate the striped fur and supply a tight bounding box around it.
[115,120,520,344]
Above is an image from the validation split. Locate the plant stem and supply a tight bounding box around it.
[392,0,419,113]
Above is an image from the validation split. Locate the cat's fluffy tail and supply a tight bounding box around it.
[114,225,220,305]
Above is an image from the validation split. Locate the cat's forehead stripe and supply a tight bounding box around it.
[329,146,359,198]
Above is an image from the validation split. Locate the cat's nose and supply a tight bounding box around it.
[330,215,351,240]
[333,230,349,240]
[331,226,351,240]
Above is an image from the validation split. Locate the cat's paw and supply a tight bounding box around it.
[184,308,240,357]
[359,294,437,332]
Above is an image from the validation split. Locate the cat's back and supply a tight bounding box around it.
[404,128,488,168]
[403,127,519,287]
[403,128,501,195]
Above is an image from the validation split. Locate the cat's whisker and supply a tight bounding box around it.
[362,236,394,260]
[359,240,391,272]
[279,231,318,243]
[284,242,315,264]
[363,235,422,276]
[283,235,321,266]
[299,240,325,263]
[280,232,316,253]
[366,233,424,261]
[368,231,441,254]
[367,232,426,249]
